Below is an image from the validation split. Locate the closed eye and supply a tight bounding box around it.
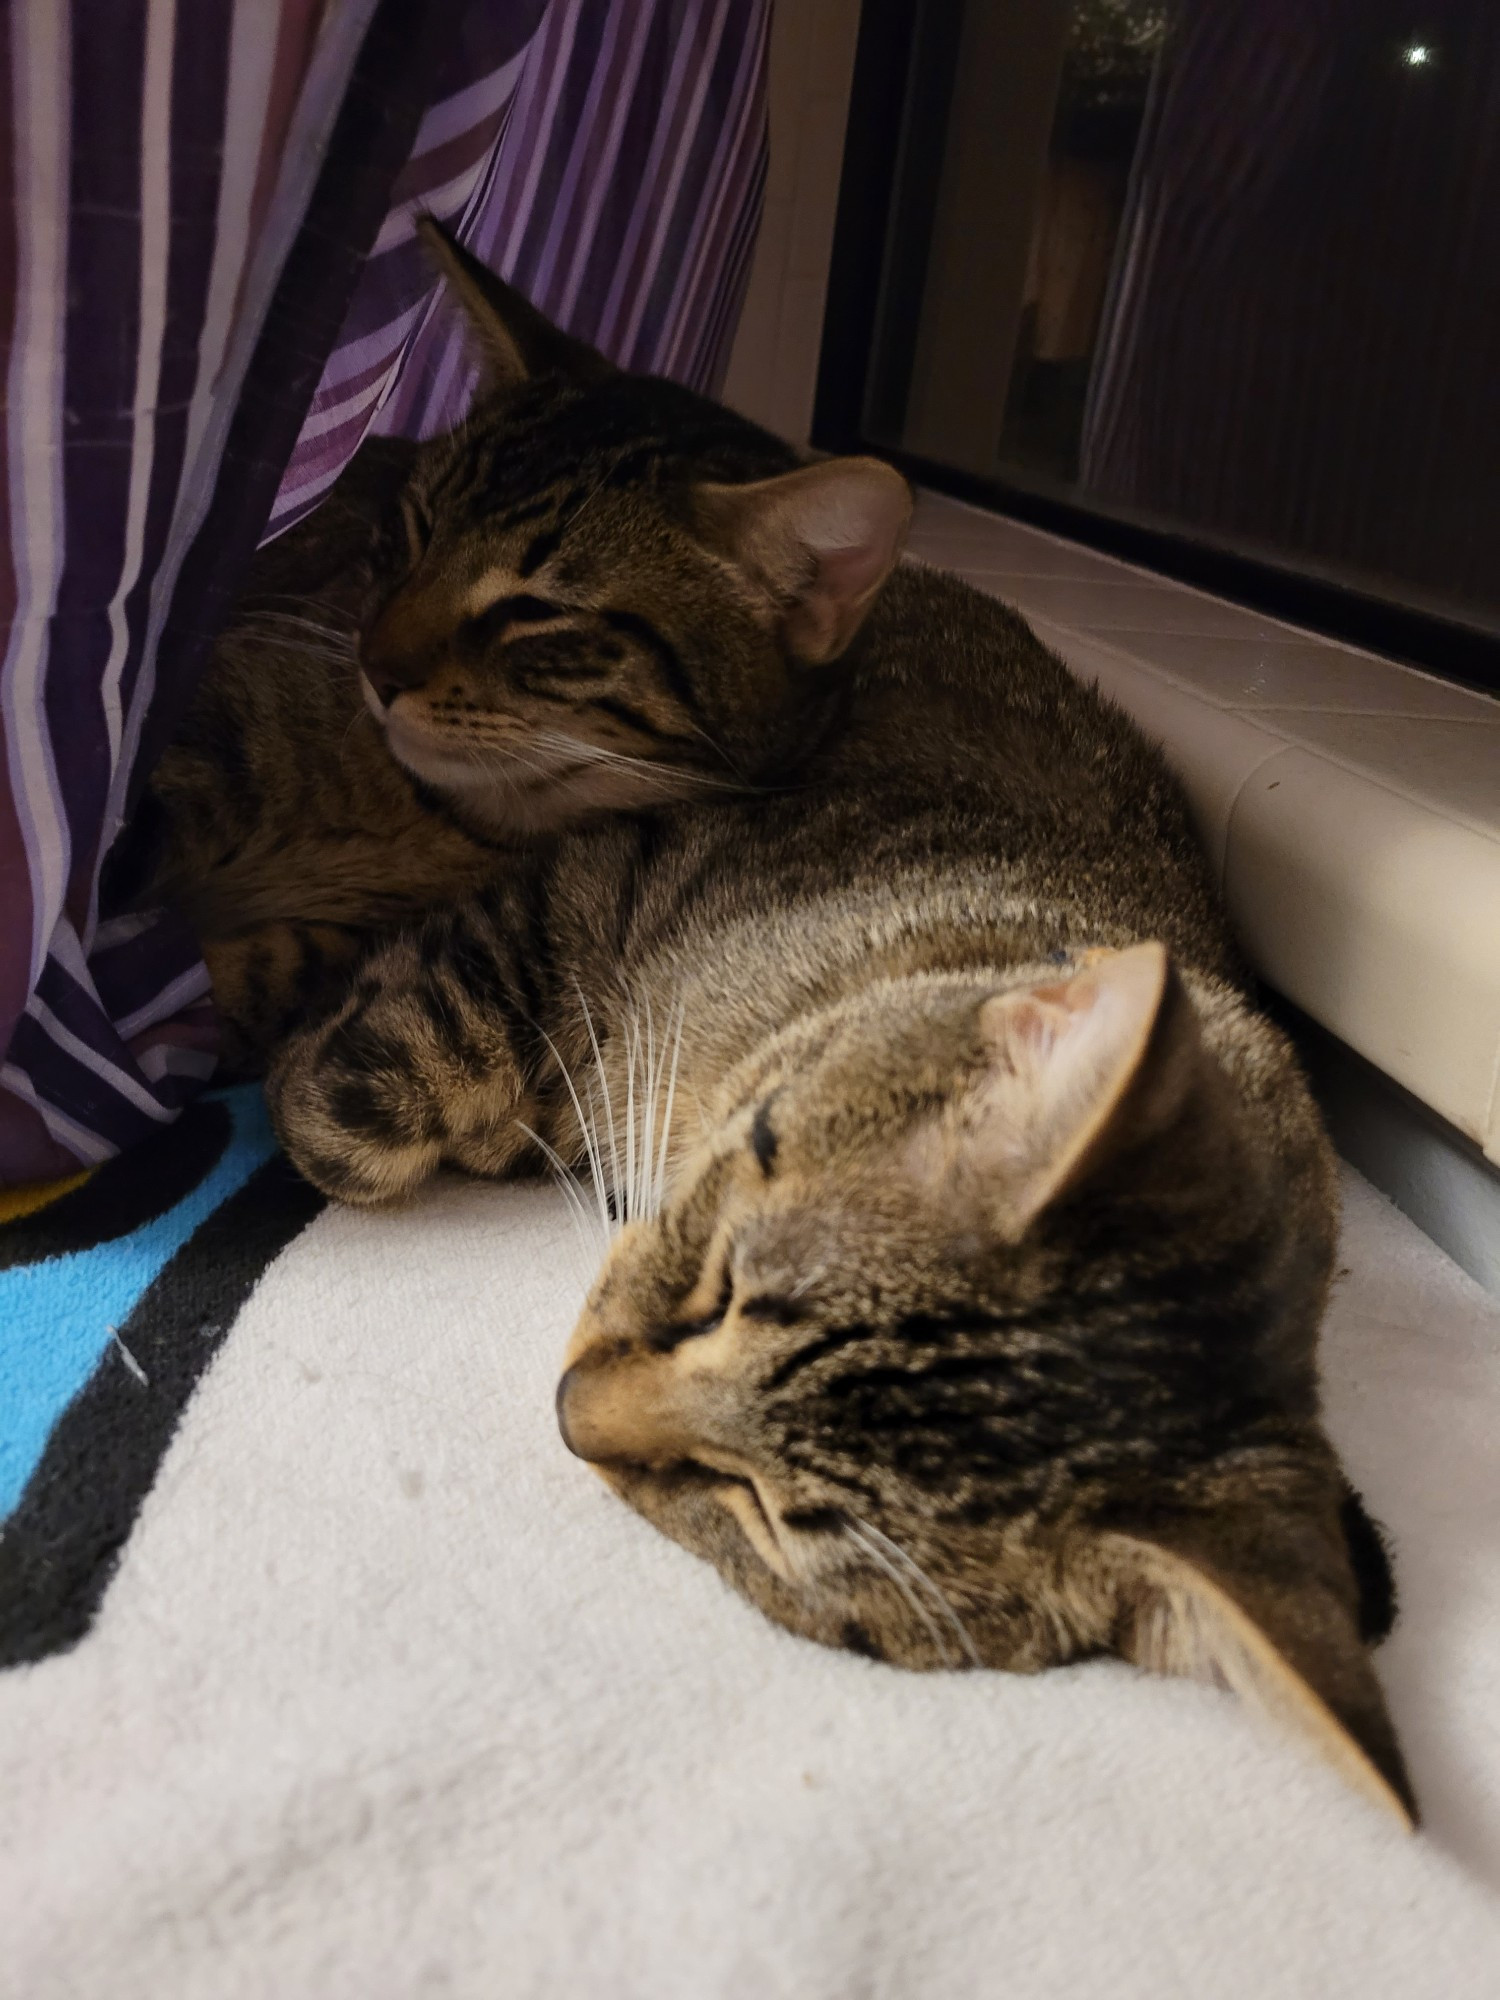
[494,593,564,623]
[460,594,567,647]
[738,1295,810,1327]
[651,1266,734,1351]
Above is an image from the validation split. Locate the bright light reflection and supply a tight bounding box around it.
[1402,43,1433,66]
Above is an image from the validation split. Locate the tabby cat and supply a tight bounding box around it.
[124,221,856,1067]
[262,242,1416,1824]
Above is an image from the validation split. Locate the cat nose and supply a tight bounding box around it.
[361,639,431,709]
[361,599,442,705]
[556,1361,631,1463]
[555,1365,587,1458]
[555,1349,699,1467]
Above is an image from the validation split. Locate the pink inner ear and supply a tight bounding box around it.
[999,996,1069,1058]
[783,539,891,659]
[776,460,910,661]
[816,535,893,603]
[693,458,910,663]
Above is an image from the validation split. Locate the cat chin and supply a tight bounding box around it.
[380,707,707,833]
[382,730,529,822]
[373,714,591,834]
[375,707,504,788]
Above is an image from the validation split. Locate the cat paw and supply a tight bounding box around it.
[266,1002,444,1207]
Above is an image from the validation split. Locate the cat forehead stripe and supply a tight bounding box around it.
[750,1099,778,1176]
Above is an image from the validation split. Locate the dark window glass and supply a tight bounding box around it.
[820,0,1500,682]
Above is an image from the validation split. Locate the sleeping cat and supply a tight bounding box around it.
[124,221,857,1067]
[261,240,1416,1825]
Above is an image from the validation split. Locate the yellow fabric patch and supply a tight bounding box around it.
[0,1168,93,1225]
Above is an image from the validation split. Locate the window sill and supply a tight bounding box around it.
[908,491,1500,1169]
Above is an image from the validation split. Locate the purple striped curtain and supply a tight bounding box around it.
[0,0,770,1185]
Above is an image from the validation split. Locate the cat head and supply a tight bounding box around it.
[358,221,910,832]
[558,943,1415,1826]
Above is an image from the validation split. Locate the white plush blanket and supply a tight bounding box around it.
[3,1165,1498,1997]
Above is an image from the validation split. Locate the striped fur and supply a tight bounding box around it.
[128,238,867,1073]
[260,385,1416,1820]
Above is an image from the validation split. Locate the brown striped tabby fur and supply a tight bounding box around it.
[123,221,857,1070]
[175,228,1414,1823]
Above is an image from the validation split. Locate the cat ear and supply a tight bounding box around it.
[694,457,912,663]
[913,941,1201,1235]
[1081,1523,1416,1826]
[416,216,613,391]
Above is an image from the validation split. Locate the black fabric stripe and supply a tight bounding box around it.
[2,1016,153,1155]
[0,1155,324,1668]
[133,0,461,795]
[97,788,172,911]
[0,1099,230,1271]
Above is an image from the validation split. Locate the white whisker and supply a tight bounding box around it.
[640,990,658,1223]
[236,608,358,654]
[623,1006,640,1224]
[530,729,739,792]
[515,1120,604,1252]
[843,1522,955,1668]
[788,1261,830,1301]
[532,1021,612,1242]
[684,719,760,788]
[574,983,624,1227]
[847,1515,981,1668]
[654,998,686,1215]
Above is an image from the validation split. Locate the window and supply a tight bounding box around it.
[817,0,1500,691]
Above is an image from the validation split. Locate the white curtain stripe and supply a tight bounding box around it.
[0,1,770,1177]
[2,0,72,990]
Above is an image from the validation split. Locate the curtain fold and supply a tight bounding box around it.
[0,0,770,1184]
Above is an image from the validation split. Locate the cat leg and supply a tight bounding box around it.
[264,918,538,1205]
[202,922,368,1079]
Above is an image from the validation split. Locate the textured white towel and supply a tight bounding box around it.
[2,1165,1498,1998]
